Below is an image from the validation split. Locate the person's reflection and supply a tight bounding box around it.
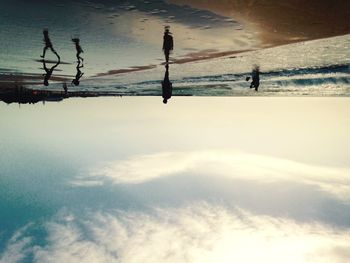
[162,64,172,104]
[72,38,84,63]
[43,59,60,86]
[72,61,84,86]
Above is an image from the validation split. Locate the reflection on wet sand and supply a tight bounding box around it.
[0,87,65,104]
[72,38,84,64]
[0,86,123,105]
[72,61,84,86]
[43,59,60,86]
[162,65,173,104]
[94,65,157,77]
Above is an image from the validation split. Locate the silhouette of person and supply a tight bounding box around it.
[162,27,173,63]
[72,38,84,63]
[43,59,60,86]
[63,83,68,94]
[72,61,84,86]
[248,65,260,91]
[162,64,172,104]
[41,29,60,60]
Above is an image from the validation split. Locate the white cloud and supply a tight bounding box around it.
[0,226,32,263]
[31,203,350,263]
[33,223,116,263]
[82,151,350,200]
[69,178,104,187]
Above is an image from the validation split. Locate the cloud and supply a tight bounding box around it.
[33,223,116,263]
[0,226,32,263]
[69,178,104,187]
[83,151,350,200]
[29,203,350,263]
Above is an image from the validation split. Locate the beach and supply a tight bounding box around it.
[0,0,349,98]
[171,0,350,45]
[1,2,350,262]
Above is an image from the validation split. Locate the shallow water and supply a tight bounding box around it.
[0,97,350,262]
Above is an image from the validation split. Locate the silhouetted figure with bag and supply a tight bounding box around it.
[162,27,173,63]
[63,83,68,94]
[162,64,172,104]
[72,38,84,63]
[246,65,260,91]
[41,29,60,60]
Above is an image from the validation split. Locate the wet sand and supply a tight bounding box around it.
[171,49,253,64]
[170,0,350,46]
[94,49,254,77]
[1,1,349,90]
[0,73,69,95]
[0,48,253,82]
[95,65,157,77]
[51,0,350,79]
[0,73,68,84]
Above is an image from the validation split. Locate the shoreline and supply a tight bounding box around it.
[1,31,349,95]
[1,86,349,105]
[0,86,129,105]
[2,33,347,84]
[0,48,256,86]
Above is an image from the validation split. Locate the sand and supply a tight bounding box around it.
[1,1,349,89]
[72,1,350,77]
[170,0,350,46]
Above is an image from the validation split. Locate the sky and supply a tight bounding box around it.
[1,97,350,262]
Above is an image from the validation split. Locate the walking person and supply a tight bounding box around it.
[40,29,60,60]
[246,65,260,91]
[162,26,173,64]
[43,59,60,86]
